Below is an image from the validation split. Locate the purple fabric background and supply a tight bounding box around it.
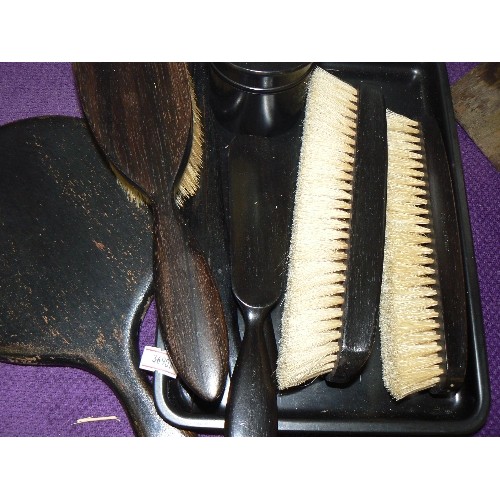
[0,62,498,436]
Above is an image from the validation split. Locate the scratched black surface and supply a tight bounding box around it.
[0,117,190,437]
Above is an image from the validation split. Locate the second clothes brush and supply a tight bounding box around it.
[379,110,467,400]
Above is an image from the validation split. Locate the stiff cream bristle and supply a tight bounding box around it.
[109,163,148,208]
[276,67,358,390]
[379,110,444,400]
[174,72,204,208]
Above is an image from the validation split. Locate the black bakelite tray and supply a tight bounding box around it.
[153,63,490,435]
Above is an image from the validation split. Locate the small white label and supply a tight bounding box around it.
[139,346,177,379]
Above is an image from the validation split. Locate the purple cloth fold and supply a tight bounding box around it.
[0,62,498,436]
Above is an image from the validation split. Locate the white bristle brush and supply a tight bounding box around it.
[379,110,467,400]
[276,67,387,390]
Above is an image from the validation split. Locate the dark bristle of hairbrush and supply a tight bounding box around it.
[326,85,388,384]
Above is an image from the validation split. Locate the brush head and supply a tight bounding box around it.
[379,111,444,400]
[276,67,388,390]
[95,70,203,210]
[380,110,467,400]
[276,67,358,390]
[73,63,203,210]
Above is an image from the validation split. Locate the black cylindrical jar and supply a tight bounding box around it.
[209,62,313,136]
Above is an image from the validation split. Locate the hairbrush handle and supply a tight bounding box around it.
[224,133,293,437]
[225,305,277,436]
[154,202,228,402]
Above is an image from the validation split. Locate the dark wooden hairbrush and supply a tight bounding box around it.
[73,63,229,402]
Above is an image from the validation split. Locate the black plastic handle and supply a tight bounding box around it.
[225,305,277,437]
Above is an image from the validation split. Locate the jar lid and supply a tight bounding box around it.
[211,62,313,93]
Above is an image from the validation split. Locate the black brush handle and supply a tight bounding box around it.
[224,134,293,437]
[225,306,277,436]
[422,115,467,394]
[326,85,387,384]
[154,201,228,402]
[264,315,278,379]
